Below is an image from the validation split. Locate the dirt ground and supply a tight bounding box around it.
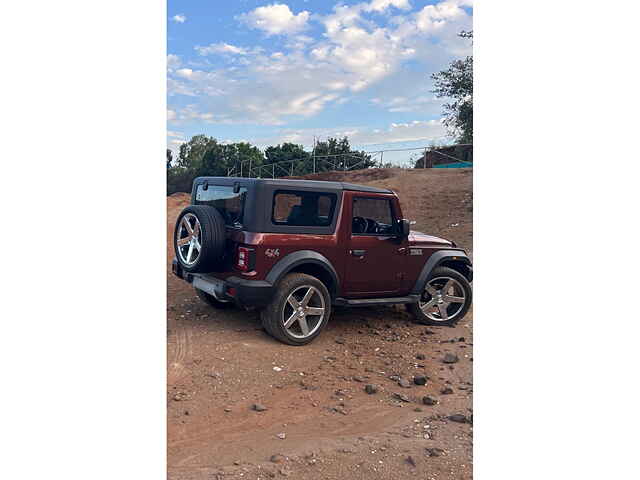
[167,168,473,480]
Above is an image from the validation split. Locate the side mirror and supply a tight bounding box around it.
[399,218,411,237]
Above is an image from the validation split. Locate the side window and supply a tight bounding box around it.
[352,197,397,235]
[272,190,337,227]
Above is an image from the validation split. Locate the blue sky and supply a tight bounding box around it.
[167,0,472,165]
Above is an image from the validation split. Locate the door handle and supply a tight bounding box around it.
[350,249,366,257]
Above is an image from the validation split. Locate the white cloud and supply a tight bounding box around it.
[167,0,472,124]
[195,42,248,56]
[167,54,180,69]
[172,14,186,24]
[238,3,310,36]
[365,0,412,13]
[371,94,441,113]
[169,105,219,124]
[260,119,447,149]
[167,109,176,121]
[175,68,193,78]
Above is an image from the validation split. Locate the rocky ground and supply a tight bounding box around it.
[167,168,473,480]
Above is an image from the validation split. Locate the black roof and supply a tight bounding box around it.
[194,176,392,194]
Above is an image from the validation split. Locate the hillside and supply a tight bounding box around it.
[166,168,473,480]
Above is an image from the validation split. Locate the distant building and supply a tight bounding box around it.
[416,144,473,168]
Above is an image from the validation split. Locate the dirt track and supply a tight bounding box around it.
[167,168,473,479]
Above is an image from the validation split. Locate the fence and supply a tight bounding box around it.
[226,144,473,178]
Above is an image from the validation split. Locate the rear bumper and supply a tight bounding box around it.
[172,258,274,308]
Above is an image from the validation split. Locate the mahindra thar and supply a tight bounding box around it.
[172,177,472,345]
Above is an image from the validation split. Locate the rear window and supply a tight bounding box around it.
[272,190,337,227]
[195,184,247,226]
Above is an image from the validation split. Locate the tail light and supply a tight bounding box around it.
[236,246,254,272]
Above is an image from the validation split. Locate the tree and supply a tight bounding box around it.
[166,135,266,194]
[313,136,375,171]
[431,30,473,143]
[264,143,311,176]
[166,149,173,168]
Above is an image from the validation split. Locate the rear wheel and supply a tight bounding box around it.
[195,287,234,310]
[174,205,226,273]
[261,273,331,346]
[408,267,472,326]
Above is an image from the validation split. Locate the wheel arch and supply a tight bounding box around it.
[265,251,339,299]
[411,250,472,295]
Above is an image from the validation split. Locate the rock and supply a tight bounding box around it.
[422,396,437,406]
[365,384,379,394]
[252,403,267,412]
[448,414,468,423]
[273,366,283,372]
[424,329,436,335]
[394,392,410,402]
[416,353,426,360]
[413,375,428,386]
[223,407,232,413]
[443,353,459,364]
[441,387,454,394]
[425,448,444,457]
[270,454,286,464]
[458,337,466,342]
[398,378,412,388]
[406,456,417,467]
[276,432,286,439]
[353,376,366,382]
[335,338,345,344]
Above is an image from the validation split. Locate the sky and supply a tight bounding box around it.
[167,0,473,165]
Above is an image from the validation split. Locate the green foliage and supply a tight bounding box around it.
[264,143,311,176]
[431,30,473,143]
[167,135,264,194]
[313,137,375,171]
[167,135,377,194]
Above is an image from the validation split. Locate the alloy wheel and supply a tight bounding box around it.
[419,276,466,322]
[176,213,202,266]
[282,285,326,339]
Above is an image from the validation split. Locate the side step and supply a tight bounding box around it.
[334,295,419,307]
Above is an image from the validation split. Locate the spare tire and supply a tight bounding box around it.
[174,205,226,273]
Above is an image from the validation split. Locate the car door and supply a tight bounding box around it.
[343,194,407,297]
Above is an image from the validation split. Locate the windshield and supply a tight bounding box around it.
[194,184,247,227]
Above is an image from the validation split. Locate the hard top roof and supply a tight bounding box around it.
[194,176,392,194]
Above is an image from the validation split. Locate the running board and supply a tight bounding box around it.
[334,295,419,307]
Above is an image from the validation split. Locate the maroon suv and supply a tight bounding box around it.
[172,177,472,345]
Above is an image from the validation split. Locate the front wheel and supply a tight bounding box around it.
[261,273,331,345]
[408,266,472,326]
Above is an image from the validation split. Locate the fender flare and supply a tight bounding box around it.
[265,250,340,295]
[410,250,472,295]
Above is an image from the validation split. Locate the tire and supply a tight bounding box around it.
[261,273,331,346]
[195,287,234,310]
[174,205,226,273]
[408,266,472,326]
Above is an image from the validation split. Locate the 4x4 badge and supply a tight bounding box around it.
[265,248,280,258]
